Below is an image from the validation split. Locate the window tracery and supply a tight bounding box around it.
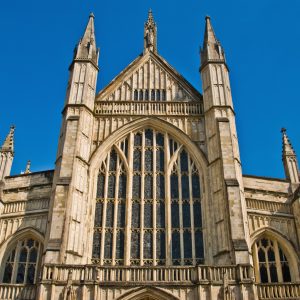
[253,237,291,283]
[92,128,204,266]
[2,238,41,284]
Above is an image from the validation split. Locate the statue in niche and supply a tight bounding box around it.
[146,27,155,50]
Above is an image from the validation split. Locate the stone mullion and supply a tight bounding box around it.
[189,159,196,265]
[178,154,184,265]
[100,153,110,265]
[124,133,133,265]
[111,156,120,265]
[274,240,283,282]
[265,248,271,282]
[12,241,21,283]
[140,133,145,266]
[253,242,260,282]
[34,243,41,283]
[153,133,157,266]
[165,134,172,266]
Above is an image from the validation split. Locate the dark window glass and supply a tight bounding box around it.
[131,231,140,259]
[104,231,113,259]
[172,231,180,260]
[192,175,200,198]
[184,230,192,258]
[156,90,160,101]
[132,202,140,228]
[3,263,13,283]
[139,90,143,101]
[145,90,149,101]
[117,203,125,227]
[151,89,155,100]
[144,175,153,199]
[116,231,124,259]
[258,249,266,262]
[195,230,204,258]
[29,248,37,263]
[162,90,166,101]
[107,175,116,198]
[94,202,103,227]
[182,202,191,227]
[260,264,268,283]
[171,175,179,199]
[145,150,153,172]
[106,202,114,227]
[180,150,189,172]
[133,150,141,171]
[270,264,278,282]
[193,202,202,228]
[118,175,127,199]
[156,174,165,199]
[145,129,153,146]
[97,174,105,198]
[109,150,117,171]
[181,175,190,199]
[134,133,142,146]
[26,264,35,284]
[19,248,27,263]
[282,263,291,282]
[16,264,25,284]
[156,201,165,228]
[156,231,166,259]
[134,89,138,100]
[171,202,180,228]
[144,231,153,259]
[92,231,101,258]
[144,202,153,228]
[261,238,268,248]
[156,149,164,171]
[156,133,164,147]
[132,175,141,198]
[268,248,275,262]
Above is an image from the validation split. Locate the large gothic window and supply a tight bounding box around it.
[1,237,41,284]
[92,128,204,266]
[253,237,291,283]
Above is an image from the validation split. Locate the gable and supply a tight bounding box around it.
[96,52,202,102]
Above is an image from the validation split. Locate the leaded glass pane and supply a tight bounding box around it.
[182,175,190,199]
[29,248,37,263]
[27,239,34,248]
[260,265,268,283]
[145,149,153,172]
[171,175,178,199]
[133,149,141,171]
[195,230,204,258]
[19,248,27,263]
[156,201,165,228]
[16,264,25,284]
[144,175,153,199]
[94,202,103,227]
[132,202,140,228]
[118,175,127,199]
[117,203,125,227]
[131,231,140,259]
[184,230,192,258]
[182,202,191,227]
[134,133,142,146]
[156,90,161,101]
[106,202,114,227]
[107,175,116,198]
[144,202,153,228]
[132,175,141,198]
[145,129,153,146]
[192,175,200,198]
[270,264,278,282]
[104,231,113,259]
[282,263,291,282]
[144,231,153,259]
[26,264,35,284]
[3,264,13,283]
[156,133,164,146]
[109,150,117,171]
[151,90,155,101]
[193,202,202,228]
[258,249,265,262]
[156,149,164,171]
[172,231,180,259]
[171,202,180,228]
[116,231,124,259]
[97,174,105,198]
[268,248,275,262]
[156,174,165,199]
[180,150,189,172]
[156,231,166,259]
[92,231,101,258]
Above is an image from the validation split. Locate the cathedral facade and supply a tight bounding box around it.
[0,11,299,300]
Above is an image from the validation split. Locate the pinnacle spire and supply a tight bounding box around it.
[201,16,225,66]
[1,126,15,153]
[282,128,296,157]
[144,9,157,53]
[74,13,99,65]
[24,160,31,174]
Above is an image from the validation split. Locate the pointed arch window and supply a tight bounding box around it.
[253,237,291,283]
[1,237,41,284]
[92,129,204,266]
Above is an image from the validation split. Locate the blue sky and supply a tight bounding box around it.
[0,0,299,178]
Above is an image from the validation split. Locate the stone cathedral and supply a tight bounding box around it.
[0,10,300,300]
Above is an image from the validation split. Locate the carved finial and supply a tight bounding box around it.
[1,125,15,153]
[24,160,31,174]
[144,9,157,53]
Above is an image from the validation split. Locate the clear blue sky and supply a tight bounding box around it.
[0,0,299,178]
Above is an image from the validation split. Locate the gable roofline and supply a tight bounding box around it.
[96,51,202,101]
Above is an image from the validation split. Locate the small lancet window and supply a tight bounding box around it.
[134,89,138,101]
[162,90,166,101]
[139,90,144,101]
[156,90,161,101]
[151,89,155,101]
[145,89,149,101]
